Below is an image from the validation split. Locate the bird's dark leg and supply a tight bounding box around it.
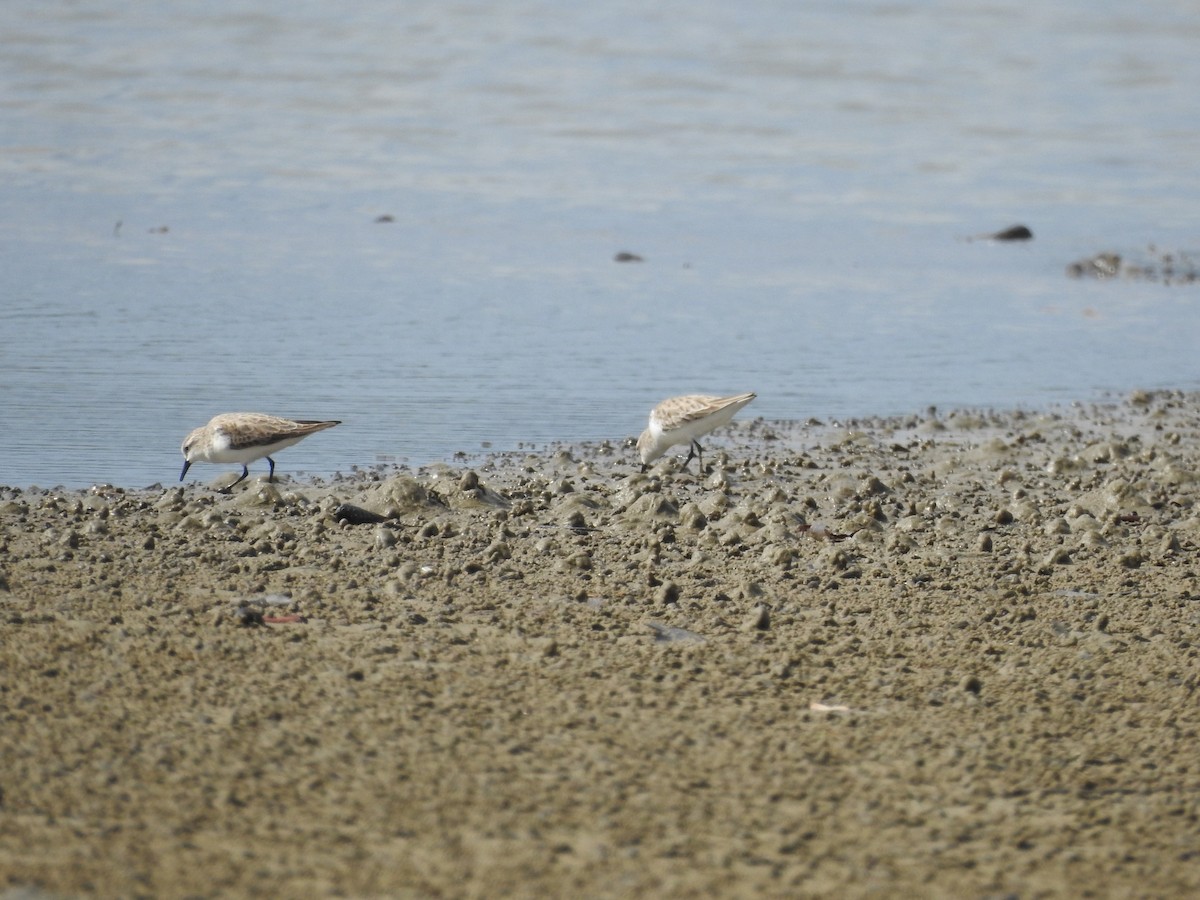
[219,464,251,494]
[266,456,276,483]
[681,442,696,471]
[691,440,705,474]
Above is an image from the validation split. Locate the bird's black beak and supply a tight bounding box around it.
[179,460,191,482]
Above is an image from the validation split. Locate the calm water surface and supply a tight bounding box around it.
[2,1,1199,488]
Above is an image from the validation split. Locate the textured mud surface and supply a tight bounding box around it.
[2,391,1199,897]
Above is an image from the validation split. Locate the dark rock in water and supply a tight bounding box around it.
[967,224,1033,242]
[614,251,643,262]
[333,503,389,525]
[990,224,1033,241]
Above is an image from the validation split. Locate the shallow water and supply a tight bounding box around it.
[2,0,1199,488]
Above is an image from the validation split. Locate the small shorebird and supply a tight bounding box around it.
[636,392,756,473]
[179,413,341,489]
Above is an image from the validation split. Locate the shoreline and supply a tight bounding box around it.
[2,389,1199,896]
[2,386,1184,496]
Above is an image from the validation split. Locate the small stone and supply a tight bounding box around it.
[761,545,794,567]
[860,475,890,495]
[737,581,766,601]
[565,551,592,571]
[1119,552,1143,569]
[657,582,681,605]
[485,541,512,562]
[233,606,264,628]
[744,604,770,631]
[680,506,707,530]
[334,504,388,525]
[1043,548,1071,567]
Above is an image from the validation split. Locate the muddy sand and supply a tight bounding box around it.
[2,390,1198,898]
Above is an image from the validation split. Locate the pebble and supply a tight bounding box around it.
[744,604,771,631]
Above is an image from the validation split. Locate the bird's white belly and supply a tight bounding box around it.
[205,433,302,464]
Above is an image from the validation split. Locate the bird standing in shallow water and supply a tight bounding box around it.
[636,392,756,473]
[179,413,341,489]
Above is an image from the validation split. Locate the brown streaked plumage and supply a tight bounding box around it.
[636,392,756,473]
[180,413,341,489]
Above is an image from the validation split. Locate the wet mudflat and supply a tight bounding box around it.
[2,391,1199,897]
